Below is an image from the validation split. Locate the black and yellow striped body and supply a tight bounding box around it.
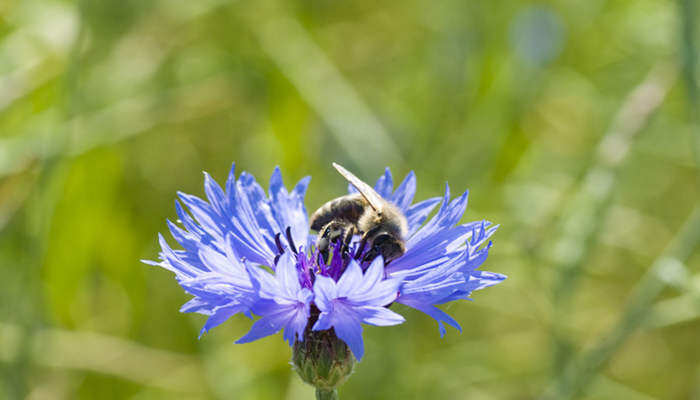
[310,194,367,232]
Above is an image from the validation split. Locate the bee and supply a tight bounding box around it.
[310,163,408,263]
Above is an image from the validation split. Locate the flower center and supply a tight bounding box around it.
[270,226,377,289]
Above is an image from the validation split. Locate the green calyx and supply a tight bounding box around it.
[292,328,355,392]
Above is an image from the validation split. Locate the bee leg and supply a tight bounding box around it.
[354,235,368,259]
[317,235,330,263]
[364,234,404,264]
[317,225,332,263]
[342,225,355,253]
[318,221,350,263]
[358,225,382,262]
[362,247,380,263]
[360,225,382,243]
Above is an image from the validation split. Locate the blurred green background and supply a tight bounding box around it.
[1,0,699,399]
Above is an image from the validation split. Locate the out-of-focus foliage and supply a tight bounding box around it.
[0,0,698,399]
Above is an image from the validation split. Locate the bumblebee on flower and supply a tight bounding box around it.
[144,162,505,398]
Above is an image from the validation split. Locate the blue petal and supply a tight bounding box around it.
[470,270,507,291]
[283,305,310,344]
[180,298,213,314]
[174,200,208,241]
[235,308,295,343]
[199,303,248,338]
[349,258,401,306]
[356,306,405,326]
[276,252,303,299]
[407,185,469,247]
[225,163,237,209]
[336,259,364,298]
[404,197,441,234]
[197,244,233,276]
[313,275,337,311]
[374,167,394,198]
[178,273,239,295]
[238,172,280,243]
[327,309,365,360]
[177,192,224,240]
[245,251,312,306]
[397,299,461,337]
[230,173,278,264]
[245,264,280,301]
[166,219,199,254]
[388,222,481,275]
[312,311,333,331]
[390,171,416,211]
[355,257,384,293]
[203,171,227,216]
[156,234,199,278]
[269,168,311,252]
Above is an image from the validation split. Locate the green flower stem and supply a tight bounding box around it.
[315,387,339,400]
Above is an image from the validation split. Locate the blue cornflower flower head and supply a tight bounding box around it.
[145,163,505,373]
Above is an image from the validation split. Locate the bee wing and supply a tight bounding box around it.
[332,162,384,212]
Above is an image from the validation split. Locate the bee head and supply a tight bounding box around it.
[371,232,405,263]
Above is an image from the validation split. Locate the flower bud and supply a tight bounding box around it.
[292,328,355,392]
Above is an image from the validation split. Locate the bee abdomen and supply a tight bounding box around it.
[310,194,366,231]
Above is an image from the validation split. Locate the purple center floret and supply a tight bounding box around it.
[272,226,377,289]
